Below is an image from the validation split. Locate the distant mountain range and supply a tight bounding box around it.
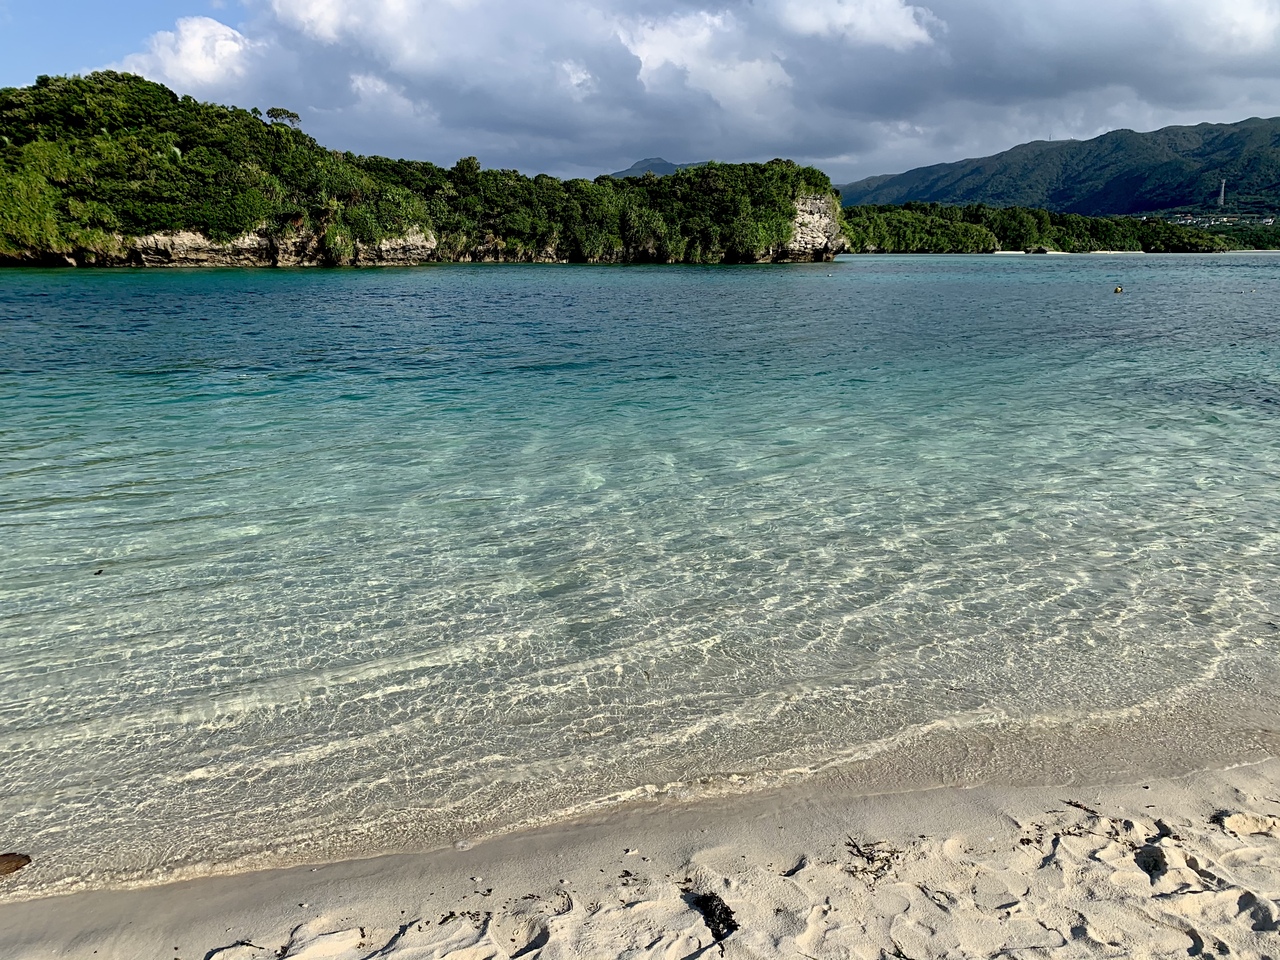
[609,157,706,178]
[835,117,1280,215]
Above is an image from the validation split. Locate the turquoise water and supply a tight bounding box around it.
[2,255,1279,896]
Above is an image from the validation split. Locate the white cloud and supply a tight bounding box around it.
[266,0,489,71]
[349,73,419,115]
[1186,0,1280,54]
[558,60,596,100]
[774,0,940,50]
[622,10,728,86]
[120,16,259,88]
[269,0,356,44]
[619,11,791,115]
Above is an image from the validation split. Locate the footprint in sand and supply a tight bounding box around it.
[488,889,574,959]
[266,922,370,960]
[205,942,269,960]
[1215,811,1280,838]
[487,913,550,959]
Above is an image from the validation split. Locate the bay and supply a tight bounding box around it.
[2,254,1279,897]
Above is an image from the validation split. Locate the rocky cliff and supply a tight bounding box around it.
[127,231,278,267]
[777,194,848,262]
[5,194,845,267]
[115,227,440,267]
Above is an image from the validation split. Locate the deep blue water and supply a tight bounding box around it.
[2,255,1279,895]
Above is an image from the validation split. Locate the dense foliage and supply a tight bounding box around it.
[843,203,1235,254]
[836,118,1280,217]
[0,72,832,265]
[1203,222,1280,250]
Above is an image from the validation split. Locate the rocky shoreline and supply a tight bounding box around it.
[3,195,847,268]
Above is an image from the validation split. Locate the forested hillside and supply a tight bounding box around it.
[842,203,1234,253]
[837,118,1280,216]
[0,72,834,265]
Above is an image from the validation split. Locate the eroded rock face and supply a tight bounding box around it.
[271,233,324,267]
[780,194,847,262]
[129,231,278,267]
[354,228,438,265]
[737,193,847,263]
[122,227,442,267]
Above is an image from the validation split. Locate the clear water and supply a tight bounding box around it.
[2,255,1279,897]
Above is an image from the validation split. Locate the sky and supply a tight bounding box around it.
[3,0,1280,182]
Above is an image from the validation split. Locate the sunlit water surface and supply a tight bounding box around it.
[2,255,1279,897]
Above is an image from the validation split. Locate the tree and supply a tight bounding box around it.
[265,107,300,128]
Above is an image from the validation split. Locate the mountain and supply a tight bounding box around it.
[610,157,706,178]
[836,118,1280,215]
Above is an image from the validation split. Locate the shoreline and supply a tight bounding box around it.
[5,675,1277,908]
[7,249,1276,269]
[6,246,1280,269]
[2,757,1277,958]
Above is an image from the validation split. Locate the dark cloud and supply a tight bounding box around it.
[116,0,1280,181]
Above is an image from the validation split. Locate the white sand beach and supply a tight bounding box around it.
[3,758,1278,959]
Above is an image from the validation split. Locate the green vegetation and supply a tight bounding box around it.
[842,203,1235,254]
[2,72,1254,265]
[0,72,833,265]
[1203,222,1280,250]
[836,118,1280,217]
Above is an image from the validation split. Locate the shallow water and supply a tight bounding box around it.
[2,254,1279,896]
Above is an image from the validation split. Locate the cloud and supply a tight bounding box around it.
[1137,0,1280,55]
[348,73,420,117]
[119,16,260,88]
[558,60,596,101]
[112,1,1280,181]
[269,0,353,44]
[619,11,792,117]
[774,0,940,50]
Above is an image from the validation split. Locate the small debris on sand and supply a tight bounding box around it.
[683,887,738,943]
[0,853,31,877]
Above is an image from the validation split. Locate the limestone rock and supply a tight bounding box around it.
[270,233,326,267]
[119,227,443,267]
[128,231,277,267]
[355,228,438,265]
[780,194,848,262]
